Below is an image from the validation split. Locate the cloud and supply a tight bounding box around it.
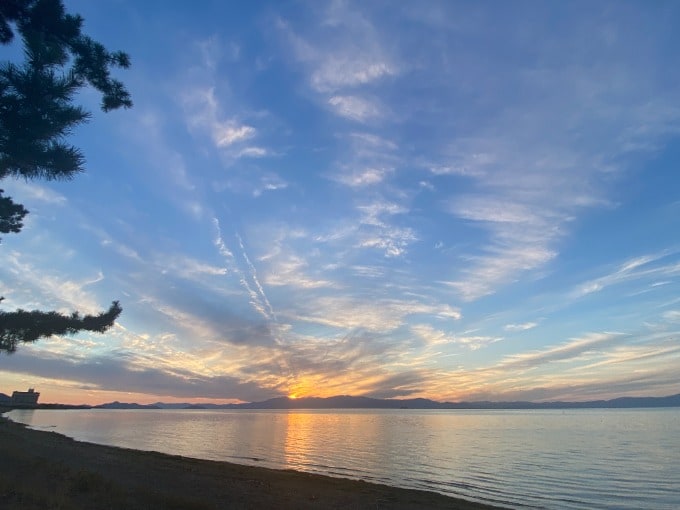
[443,195,560,300]
[497,332,624,371]
[237,146,270,158]
[213,124,256,147]
[415,6,680,303]
[328,95,382,121]
[183,87,256,149]
[361,370,427,399]
[278,3,399,94]
[429,163,484,177]
[357,228,416,258]
[572,251,680,298]
[213,170,288,197]
[2,351,278,402]
[325,128,400,235]
[1,180,67,205]
[101,239,143,262]
[350,265,384,278]
[0,250,107,314]
[319,199,416,258]
[663,310,680,322]
[411,324,500,350]
[249,225,337,290]
[504,322,538,332]
[157,254,227,278]
[312,59,394,92]
[124,110,206,219]
[445,243,556,302]
[357,200,407,224]
[263,254,335,289]
[333,166,391,187]
[348,132,397,150]
[252,174,288,197]
[451,196,544,225]
[289,296,460,332]
[135,291,277,349]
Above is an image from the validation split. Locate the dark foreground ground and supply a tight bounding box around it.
[0,415,504,510]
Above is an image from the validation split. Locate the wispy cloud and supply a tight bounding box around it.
[183,87,256,148]
[290,296,460,332]
[158,254,227,278]
[237,146,270,158]
[101,238,143,263]
[2,350,278,402]
[312,59,394,92]
[504,322,538,332]
[263,254,335,290]
[328,95,383,122]
[573,251,680,298]
[0,250,107,314]
[214,124,256,147]
[411,324,500,350]
[356,200,416,257]
[1,180,67,205]
[278,2,399,97]
[663,310,680,322]
[252,174,288,197]
[122,110,207,220]
[497,332,625,371]
[416,7,680,303]
[333,166,392,187]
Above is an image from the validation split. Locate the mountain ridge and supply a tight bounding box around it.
[137,393,680,410]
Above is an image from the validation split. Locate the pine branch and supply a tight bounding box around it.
[0,301,122,353]
[0,188,28,241]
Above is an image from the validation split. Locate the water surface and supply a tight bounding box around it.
[9,408,679,509]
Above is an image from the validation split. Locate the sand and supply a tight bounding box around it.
[0,414,506,509]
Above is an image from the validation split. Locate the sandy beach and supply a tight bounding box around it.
[0,414,504,509]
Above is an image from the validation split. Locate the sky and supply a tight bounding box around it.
[1,0,679,405]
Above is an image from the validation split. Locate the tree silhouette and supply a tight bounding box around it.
[0,0,130,352]
[0,189,27,239]
[0,298,122,353]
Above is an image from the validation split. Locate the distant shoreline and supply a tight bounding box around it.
[3,392,679,411]
[0,414,503,509]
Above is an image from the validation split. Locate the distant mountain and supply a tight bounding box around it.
[232,394,680,409]
[151,402,226,409]
[94,401,160,410]
[148,393,680,410]
[8,393,676,411]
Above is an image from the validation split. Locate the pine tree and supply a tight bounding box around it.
[0,298,123,353]
[0,0,131,352]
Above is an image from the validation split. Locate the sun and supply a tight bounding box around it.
[288,393,298,400]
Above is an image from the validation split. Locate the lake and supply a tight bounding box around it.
[8,408,679,509]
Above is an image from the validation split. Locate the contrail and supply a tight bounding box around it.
[236,232,276,321]
[212,217,269,321]
[213,217,293,380]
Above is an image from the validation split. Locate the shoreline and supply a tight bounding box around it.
[0,415,506,509]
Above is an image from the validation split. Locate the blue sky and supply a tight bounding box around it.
[1,0,679,404]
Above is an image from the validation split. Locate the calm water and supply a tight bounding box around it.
[8,408,679,509]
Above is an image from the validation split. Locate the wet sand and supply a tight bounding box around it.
[0,414,505,509]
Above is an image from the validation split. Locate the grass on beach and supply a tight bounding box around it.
[0,415,502,510]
